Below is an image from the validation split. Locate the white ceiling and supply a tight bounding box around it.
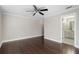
[1,5,79,17]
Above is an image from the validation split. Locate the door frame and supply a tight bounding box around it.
[61,12,77,47]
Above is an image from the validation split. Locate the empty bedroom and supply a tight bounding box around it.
[0,5,79,54]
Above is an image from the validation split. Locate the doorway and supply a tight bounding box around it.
[62,13,76,46]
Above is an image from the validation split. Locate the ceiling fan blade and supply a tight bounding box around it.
[39,12,44,15]
[33,12,36,16]
[33,5,37,10]
[40,9,48,11]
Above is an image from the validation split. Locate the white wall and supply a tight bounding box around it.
[0,12,2,43]
[44,16,62,43]
[75,9,79,48]
[2,13,43,42]
[44,8,79,49]
[0,7,2,45]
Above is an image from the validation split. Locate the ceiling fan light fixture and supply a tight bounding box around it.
[26,5,48,16]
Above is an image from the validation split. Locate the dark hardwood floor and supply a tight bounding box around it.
[0,36,79,54]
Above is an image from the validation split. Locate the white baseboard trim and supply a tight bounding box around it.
[44,37,78,48]
[1,36,79,49]
[44,37,62,43]
[0,35,42,48]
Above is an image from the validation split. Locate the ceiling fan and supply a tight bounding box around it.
[26,5,48,16]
